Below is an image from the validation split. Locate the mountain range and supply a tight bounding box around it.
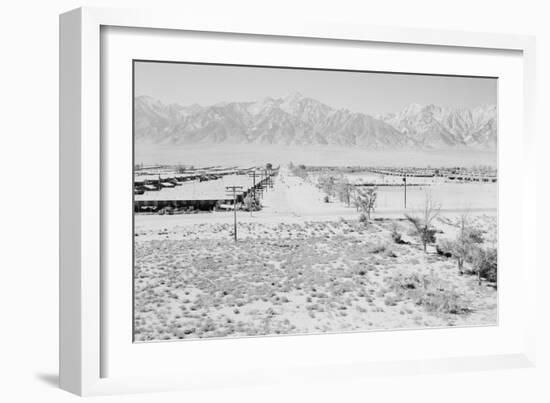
[134,93,497,150]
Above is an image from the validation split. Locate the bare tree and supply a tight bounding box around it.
[243,192,260,213]
[353,187,377,224]
[437,213,493,283]
[450,214,484,274]
[336,178,354,207]
[318,175,336,200]
[405,192,441,252]
[290,163,308,181]
[471,246,497,285]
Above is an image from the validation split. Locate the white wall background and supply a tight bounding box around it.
[0,1,547,402]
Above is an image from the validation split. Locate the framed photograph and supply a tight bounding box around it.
[60,7,537,396]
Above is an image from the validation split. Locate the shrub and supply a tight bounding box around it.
[404,193,440,252]
[384,293,399,306]
[391,223,403,244]
[472,247,497,284]
[436,239,453,258]
[388,273,471,315]
[243,193,261,211]
[447,214,485,274]
[335,179,354,207]
[417,289,469,315]
[353,187,377,224]
[388,273,423,291]
[291,164,309,180]
[318,175,336,197]
[367,243,387,254]
[323,195,330,203]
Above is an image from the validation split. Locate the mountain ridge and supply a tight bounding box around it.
[134,93,497,150]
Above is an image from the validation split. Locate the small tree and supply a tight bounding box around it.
[471,246,497,285]
[448,214,484,274]
[290,163,308,180]
[405,193,440,252]
[336,179,354,207]
[353,187,377,224]
[318,175,336,199]
[243,193,260,212]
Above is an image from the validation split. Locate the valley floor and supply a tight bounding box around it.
[133,167,497,341]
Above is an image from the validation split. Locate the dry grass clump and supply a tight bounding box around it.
[388,273,471,315]
[389,222,409,244]
[383,292,400,306]
[417,288,469,315]
[366,243,394,255]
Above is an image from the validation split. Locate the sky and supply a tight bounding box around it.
[134,61,497,116]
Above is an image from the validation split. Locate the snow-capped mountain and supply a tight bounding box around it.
[134,93,497,150]
[378,103,497,149]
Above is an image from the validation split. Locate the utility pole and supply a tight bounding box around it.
[247,170,256,202]
[403,176,407,209]
[253,171,256,198]
[266,168,272,189]
[225,185,243,241]
[265,170,270,190]
[259,170,264,198]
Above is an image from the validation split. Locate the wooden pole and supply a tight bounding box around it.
[233,187,237,241]
[225,185,243,241]
[403,176,407,209]
[248,170,257,207]
[253,171,256,201]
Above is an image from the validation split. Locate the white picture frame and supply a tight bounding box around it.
[59,6,537,396]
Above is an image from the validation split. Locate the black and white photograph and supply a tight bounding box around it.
[2,0,547,399]
[132,61,498,342]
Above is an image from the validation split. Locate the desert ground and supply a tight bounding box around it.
[134,167,497,341]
